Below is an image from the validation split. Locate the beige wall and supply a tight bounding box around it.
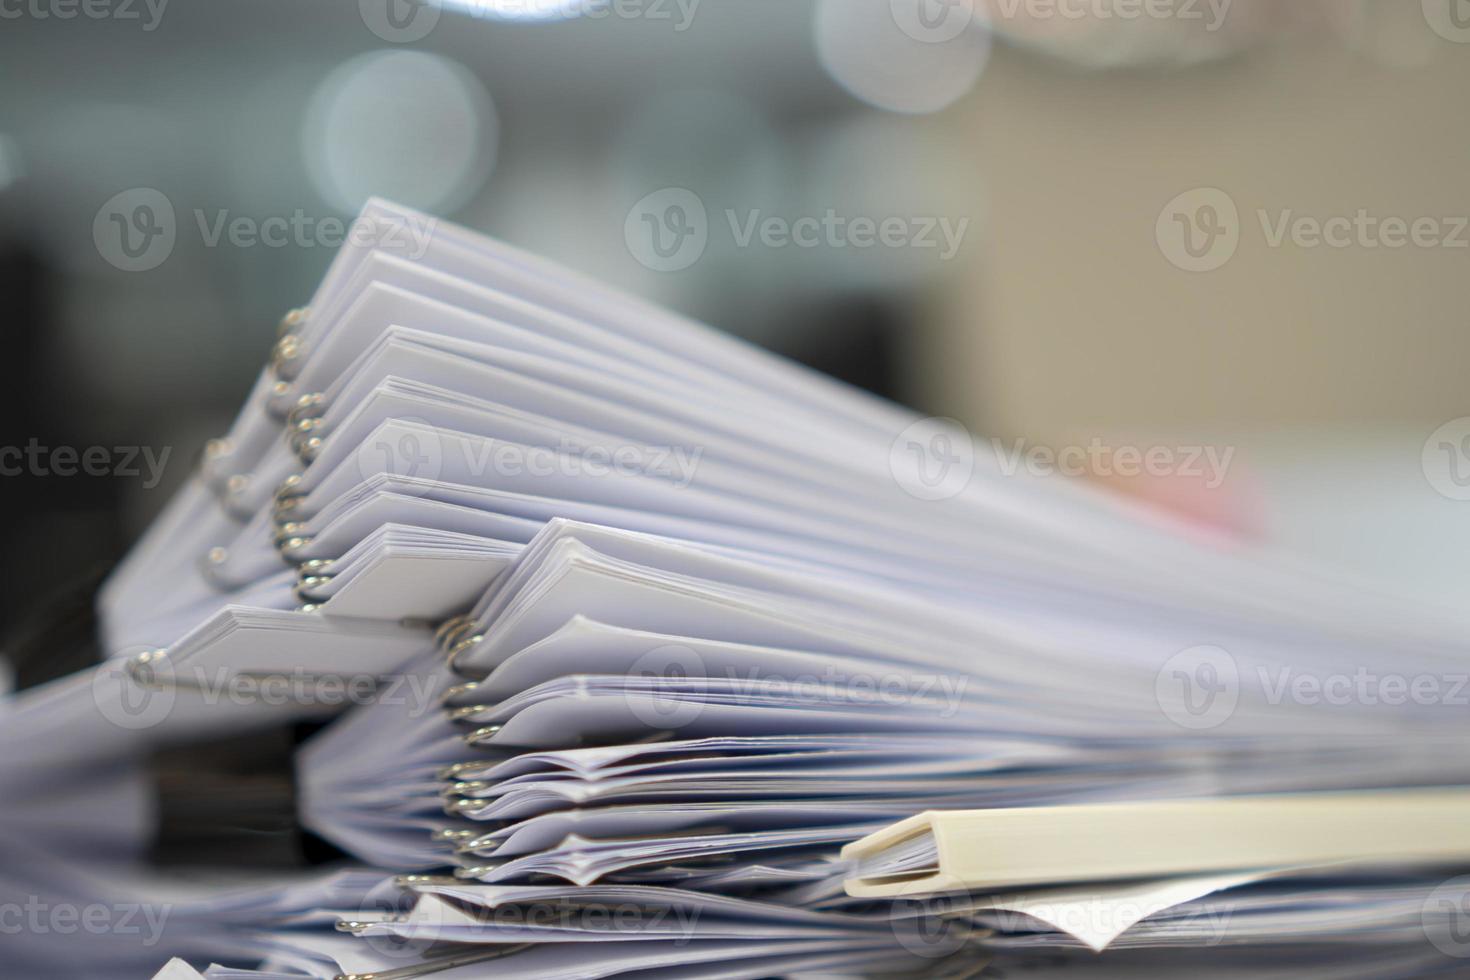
[920,30,1470,445]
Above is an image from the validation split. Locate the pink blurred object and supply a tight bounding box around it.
[1084,443,1267,544]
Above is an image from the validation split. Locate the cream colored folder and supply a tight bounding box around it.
[843,788,1470,898]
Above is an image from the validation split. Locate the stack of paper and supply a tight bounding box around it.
[5,199,1469,977]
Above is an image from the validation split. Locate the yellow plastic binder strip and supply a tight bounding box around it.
[843,788,1470,898]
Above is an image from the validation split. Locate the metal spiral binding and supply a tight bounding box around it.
[445,703,490,723]
[427,614,507,860]
[123,649,171,688]
[454,832,505,857]
[442,779,488,797]
[395,874,461,888]
[445,633,485,677]
[434,614,475,650]
[434,761,483,783]
[440,680,479,704]
[422,608,518,892]
[264,471,330,612]
[428,615,484,679]
[286,391,326,428]
[286,392,329,463]
[198,440,255,519]
[294,562,337,606]
[426,825,480,852]
[279,306,308,337]
[273,473,306,526]
[442,795,492,818]
[453,862,505,880]
[265,308,310,420]
[272,334,303,377]
[272,395,339,609]
[271,308,309,379]
[202,466,258,520]
[429,827,476,844]
[463,724,503,744]
[198,546,232,588]
[295,429,327,464]
[201,436,234,474]
[200,307,311,524]
[275,523,314,560]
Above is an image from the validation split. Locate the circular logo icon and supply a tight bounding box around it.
[1423,0,1470,43]
[1155,644,1239,730]
[626,644,706,731]
[1156,187,1239,273]
[353,877,448,962]
[887,882,976,960]
[353,416,445,492]
[890,417,974,501]
[92,648,177,731]
[1422,417,1470,501]
[359,0,442,43]
[890,0,977,44]
[1423,876,1470,958]
[625,188,708,273]
[94,188,176,272]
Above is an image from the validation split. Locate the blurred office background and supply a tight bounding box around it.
[0,0,1468,652]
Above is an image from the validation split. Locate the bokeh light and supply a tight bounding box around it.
[814,0,991,114]
[445,0,599,22]
[303,50,497,215]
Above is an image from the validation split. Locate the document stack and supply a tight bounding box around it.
[5,200,1469,978]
